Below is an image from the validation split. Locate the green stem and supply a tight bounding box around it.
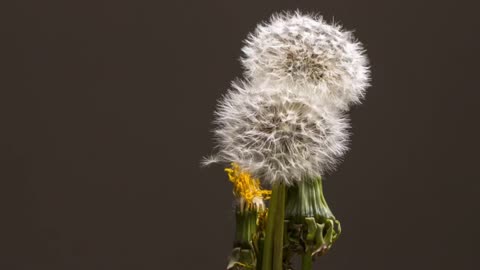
[301,253,313,270]
[272,183,285,270]
[256,237,264,270]
[261,184,279,270]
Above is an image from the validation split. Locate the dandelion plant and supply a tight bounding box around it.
[203,11,370,270]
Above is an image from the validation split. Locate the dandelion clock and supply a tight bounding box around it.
[242,12,370,111]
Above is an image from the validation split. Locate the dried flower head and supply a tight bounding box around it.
[204,81,350,185]
[241,11,370,110]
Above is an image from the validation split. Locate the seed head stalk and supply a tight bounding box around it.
[272,183,286,270]
[261,184,278,270]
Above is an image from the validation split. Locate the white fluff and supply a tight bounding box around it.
[241,11,370,110]
[204,81,350,185]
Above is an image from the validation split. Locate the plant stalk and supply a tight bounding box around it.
[301,253,313,270]
[272,183,285,270]
[261,184,279,270]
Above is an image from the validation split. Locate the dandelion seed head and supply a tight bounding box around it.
[203,81,350,185]
[241,11,370,110]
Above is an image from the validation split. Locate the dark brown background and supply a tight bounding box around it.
[1,0,479,269]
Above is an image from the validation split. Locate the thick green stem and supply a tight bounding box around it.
[261,184,279,270]
[272,184,286,270]
[301,253,313,270]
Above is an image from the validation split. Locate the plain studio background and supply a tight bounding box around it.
[0,0,479,269]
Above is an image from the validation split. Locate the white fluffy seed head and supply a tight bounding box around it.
[203,81,350,185]
[241,11,370,110]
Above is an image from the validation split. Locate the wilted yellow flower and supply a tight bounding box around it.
[225,163,271,211]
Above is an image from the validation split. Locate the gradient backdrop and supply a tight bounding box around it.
[1,1,479,269]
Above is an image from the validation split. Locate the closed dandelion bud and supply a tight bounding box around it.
[241,11,370,111]
[284,177,341,263]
